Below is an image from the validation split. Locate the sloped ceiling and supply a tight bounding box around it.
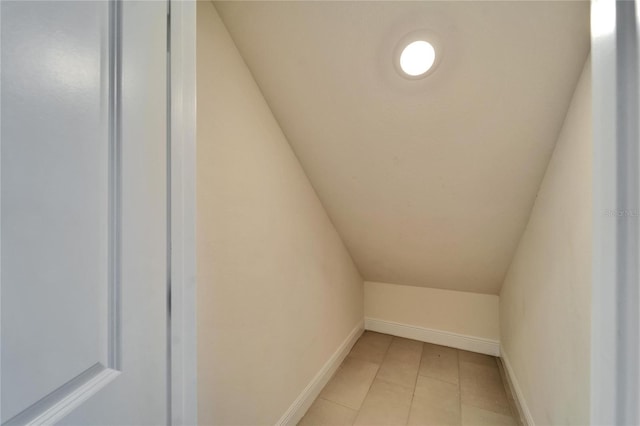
[215,1,590,295]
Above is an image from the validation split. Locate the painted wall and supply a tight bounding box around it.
[364,281,500,342]
[196,2,364,425]
[499,57,591,426]
[214,1,590,296]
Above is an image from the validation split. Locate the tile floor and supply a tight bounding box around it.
[298,331,521,426]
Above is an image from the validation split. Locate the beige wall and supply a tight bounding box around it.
[365,281,500,341]
[214,1,590,297]
[196,2,364,424]
[499,58,591,426]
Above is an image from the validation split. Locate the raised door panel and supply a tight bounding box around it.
[0,0,168,424]
[1,1,114,423]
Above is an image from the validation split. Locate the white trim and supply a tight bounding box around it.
[3,364,120,426]
[20,369,120,426]
[169,1,197,425]
[500,347,535,426]
[276,321,364,426]
[364,317,500,356]
[591,0,640,424]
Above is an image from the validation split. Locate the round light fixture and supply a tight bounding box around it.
[399,40,436,77]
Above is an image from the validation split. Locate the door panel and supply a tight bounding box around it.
[1,2,110,421]
[1,1,168,424]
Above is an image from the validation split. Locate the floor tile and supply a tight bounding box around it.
[306,333,519,426]
[298,398,358,426]
[459,359,503,384]
[348,331,393,364]
[459,361,511,416]
[419,343,459,385]
[408,375,461,426]
[390,336,424,355]
[319,356,379,410]
[423,342,457,357]
[353,379,413,426]
[458,350,497,367]
[376,337,423,388]
[461,404,517,426]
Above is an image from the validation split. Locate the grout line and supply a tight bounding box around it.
[415,351,461,387]
[316,397,358,413]
[351,334,392,424]
[415,370,460,387]
[373,375,417,391]
[458,348,462,424]
[404,342,424,426]
[458,354,518,422]
[369,336,393,382]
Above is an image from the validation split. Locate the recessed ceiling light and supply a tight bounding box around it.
[399,40,436,77]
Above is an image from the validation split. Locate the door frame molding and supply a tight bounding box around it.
[591,0,640,424]
[168,1,197,425]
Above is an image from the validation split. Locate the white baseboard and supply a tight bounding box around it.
[364,317,500,356]
[276,320,364,426]
[500,347,535,426]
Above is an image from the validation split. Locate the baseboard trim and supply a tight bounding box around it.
[500,347,535,426]
[364,317,500,356]
[276,320,364,426]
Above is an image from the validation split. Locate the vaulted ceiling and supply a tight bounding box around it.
[215,1,590,295]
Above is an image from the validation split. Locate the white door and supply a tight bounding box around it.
[1,0,169,424]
